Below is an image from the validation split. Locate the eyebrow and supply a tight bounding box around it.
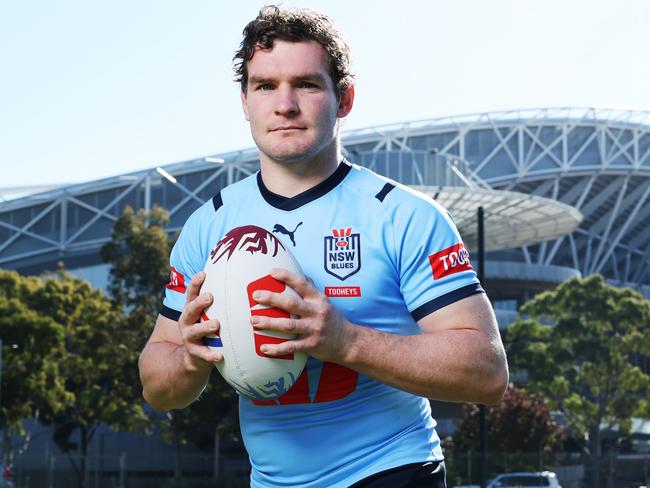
[248,73,328,85]
[293,73,328,84]
[248,76,273,85]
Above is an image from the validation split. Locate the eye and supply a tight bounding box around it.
[298,81,320,89]
[256,83,274,91]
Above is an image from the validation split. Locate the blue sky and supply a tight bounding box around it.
[2,0,650,189]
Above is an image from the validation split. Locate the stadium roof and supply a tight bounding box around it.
[1,107,648,296]
[342,106,650,145]
[417,186,582,251]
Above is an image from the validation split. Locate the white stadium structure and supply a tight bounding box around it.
[2,107,650,329]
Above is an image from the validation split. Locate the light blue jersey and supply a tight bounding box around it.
[161,161,483,487]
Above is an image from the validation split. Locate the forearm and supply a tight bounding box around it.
[342,324,508,404]
[251,272,508,403]
[139,341,212,412]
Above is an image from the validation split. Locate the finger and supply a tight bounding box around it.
[252,287,310,316]
[251,315,303,334]
[180,292,213,325]
[186,342,223,363]
[270,268,319,298]
[184,320,220,342]
[185,272,206,304]
[259,338,307,357]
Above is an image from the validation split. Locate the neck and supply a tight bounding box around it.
[258,144,341,197]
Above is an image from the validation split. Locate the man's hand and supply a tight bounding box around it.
[177,271,223,371]
[248,269,507,403]
[249,268,353,363]
[139,271,225,411]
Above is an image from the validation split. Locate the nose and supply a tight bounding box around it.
[274,85,299,116]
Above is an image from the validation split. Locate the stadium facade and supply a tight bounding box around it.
[2,107,650,326]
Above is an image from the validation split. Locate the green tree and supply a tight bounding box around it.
[454,385,564,454]
[101,206,240,482]
[30,272,149,488]
[0,272,71,468]
[101,205,172,314]
[506,275,650,488]
[446,385,564,484]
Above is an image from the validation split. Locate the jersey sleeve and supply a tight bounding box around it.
[390,190,484,322]
[160,210,208,321]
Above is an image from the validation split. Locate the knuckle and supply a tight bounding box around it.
[179,312,191,326]
[314,304,330,320]
[287,318,297,331]
[183,323,196,337]
[287,296,299,309]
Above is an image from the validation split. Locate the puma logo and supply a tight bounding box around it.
[272,222,303,247]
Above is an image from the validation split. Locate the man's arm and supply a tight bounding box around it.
[250,269,508,404]
[139,272,223,412]
[343,291,508,403]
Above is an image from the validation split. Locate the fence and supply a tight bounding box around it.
[10,453,250,488]
[444,450,650,488]
[8,451,650,488]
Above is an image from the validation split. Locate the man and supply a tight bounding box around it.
[139,5,508,487]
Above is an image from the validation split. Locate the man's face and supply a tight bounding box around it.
[241,40,352,164]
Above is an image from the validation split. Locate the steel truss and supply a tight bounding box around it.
[1,108,649,293]
[341,108,650,291]
[0,156,259,269]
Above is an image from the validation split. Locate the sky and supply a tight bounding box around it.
[2,0,650,190]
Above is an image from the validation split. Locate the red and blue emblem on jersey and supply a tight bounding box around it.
[324,227,361,280]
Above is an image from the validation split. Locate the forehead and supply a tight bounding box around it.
[247,40,331,81]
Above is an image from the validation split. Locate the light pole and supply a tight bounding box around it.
[0,338,3,466]
[477,207,488,488]
[0,338,3,409]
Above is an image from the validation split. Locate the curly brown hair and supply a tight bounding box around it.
[233,5,354,98]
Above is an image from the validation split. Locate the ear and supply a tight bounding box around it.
[337,84,355,118]
[240,89,250,121]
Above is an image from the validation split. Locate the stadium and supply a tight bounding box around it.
[2,106,650,485]
[2,107,649,322]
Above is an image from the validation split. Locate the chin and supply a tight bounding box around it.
[256,134,335,164]
[264,146,320,164]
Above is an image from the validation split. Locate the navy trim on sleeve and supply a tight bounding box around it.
[212,191,223,212]
[374,182,395,202]
[410,283,485,322]
[160,305,182,321]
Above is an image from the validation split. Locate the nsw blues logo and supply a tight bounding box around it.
[324,227,361,280]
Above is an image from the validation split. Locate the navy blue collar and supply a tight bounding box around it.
[257,160,352,211]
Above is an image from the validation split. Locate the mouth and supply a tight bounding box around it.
[270,126,306,132]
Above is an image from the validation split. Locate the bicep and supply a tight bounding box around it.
[416,293,499,338]
[146,314,184,347]
[416,292,508,403]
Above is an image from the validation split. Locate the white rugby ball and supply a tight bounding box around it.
[200,225,307,401]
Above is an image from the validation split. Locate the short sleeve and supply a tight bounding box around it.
[160,210,208,321]
[391,191,483,322]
